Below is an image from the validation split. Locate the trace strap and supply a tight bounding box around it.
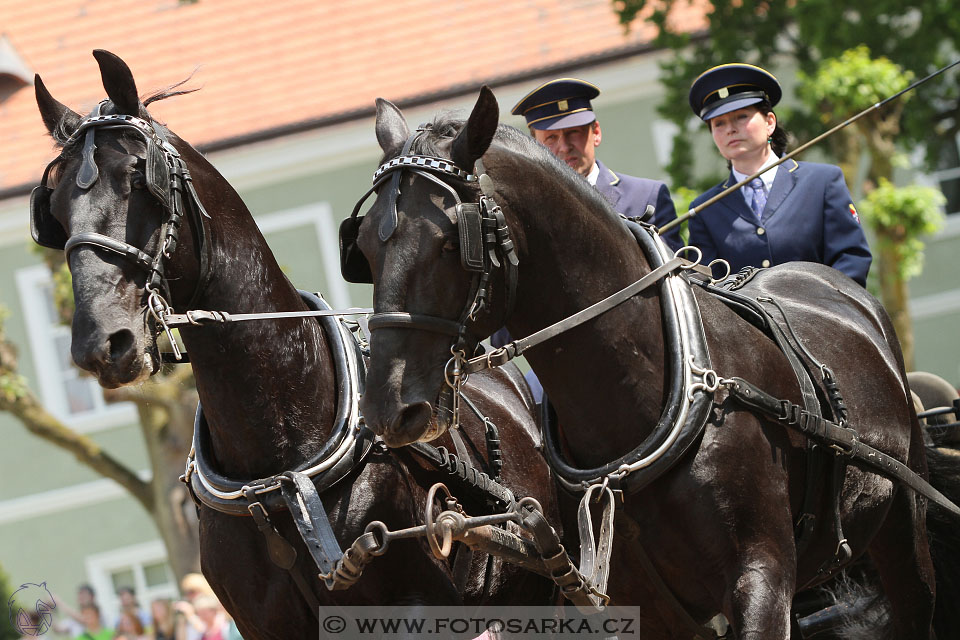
[465,255,688,374]
[726,376,960,517]
[161,306,373,327]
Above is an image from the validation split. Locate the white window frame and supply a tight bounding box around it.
[85,540,178,623]
[14,264,136,433]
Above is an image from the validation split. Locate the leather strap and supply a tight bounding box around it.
[726,376,960,517]
[65,232,154,269]
[367,312,462,336]
[576,484,615,602]
[280,471,344,588]
[467,255,686,374]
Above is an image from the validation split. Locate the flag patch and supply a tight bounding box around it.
[849,203,860,224]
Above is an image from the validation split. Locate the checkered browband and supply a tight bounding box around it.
[372,155,477,184]
[63,114,166,148]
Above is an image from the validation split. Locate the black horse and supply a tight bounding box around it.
[33,53,559,639]
[354,87,960,638]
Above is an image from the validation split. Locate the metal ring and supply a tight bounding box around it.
[707,259,732,283]
[424,483,455,559]
[674,245,703,267]
[362,521,392,557]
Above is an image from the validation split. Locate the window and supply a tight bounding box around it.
[85,541,179,623]
[925,131,960,217]
[15,264,136,432]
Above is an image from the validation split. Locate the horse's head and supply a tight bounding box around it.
[354,87,515,446]
[33,50,204,388]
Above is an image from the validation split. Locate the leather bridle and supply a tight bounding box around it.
[31,102,211,360]
[343,131,519,360]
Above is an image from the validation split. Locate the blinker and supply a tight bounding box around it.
[30,183,67,250]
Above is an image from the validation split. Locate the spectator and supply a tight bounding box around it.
[115,587,150,630]
[52,584,98,638]
[148,598,175,640]
[113,610,147,640]
[76,603,113,640]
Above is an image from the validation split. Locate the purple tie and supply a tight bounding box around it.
[749,178,767,220]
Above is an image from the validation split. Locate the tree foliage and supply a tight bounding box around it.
[0,564,20,640]
[614,0,960,188]
[859,178,946,280]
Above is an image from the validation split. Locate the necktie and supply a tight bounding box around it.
[749,177,767,220]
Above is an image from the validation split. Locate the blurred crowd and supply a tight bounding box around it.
[49,574,242,640]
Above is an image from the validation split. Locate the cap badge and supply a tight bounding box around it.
[558,99,568,112]
[718,87,729,99]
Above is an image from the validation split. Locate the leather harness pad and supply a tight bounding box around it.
[145,140,171,207]
[456,203,484,271]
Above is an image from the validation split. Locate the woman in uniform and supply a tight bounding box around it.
[687,63,872,286]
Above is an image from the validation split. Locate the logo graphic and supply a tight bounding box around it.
[8,582,57,636]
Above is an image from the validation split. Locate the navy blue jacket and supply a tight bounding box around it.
[595,160,682,251]
[689,159,872,286]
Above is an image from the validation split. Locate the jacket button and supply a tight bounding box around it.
[757,227,765,235]
[761,259,771,268]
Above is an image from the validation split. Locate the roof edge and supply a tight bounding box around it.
[0,32,707,199]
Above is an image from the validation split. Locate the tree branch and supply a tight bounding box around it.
[0,389,154,512]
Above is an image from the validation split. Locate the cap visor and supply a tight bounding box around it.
[530,110,596,130]
[701,96,764,121]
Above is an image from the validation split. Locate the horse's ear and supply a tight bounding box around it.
[450,86,499,171]
[93,49,141,115]
[35,75,82,137]
[375,98,410,156]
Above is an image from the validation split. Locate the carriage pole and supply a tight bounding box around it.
[659,58,960,234]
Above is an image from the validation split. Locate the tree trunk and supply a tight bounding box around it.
[104,368,202,581]
[876,234,914,370]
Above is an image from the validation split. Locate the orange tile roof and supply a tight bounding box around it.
[0,0,706,194]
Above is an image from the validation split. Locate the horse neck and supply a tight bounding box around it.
[173,143,337,478]
[493,150,668,460]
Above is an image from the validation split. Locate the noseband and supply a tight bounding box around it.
[30,101,211,359]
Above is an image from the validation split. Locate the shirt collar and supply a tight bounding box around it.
[585,161,600,186]
[733,153,779,191]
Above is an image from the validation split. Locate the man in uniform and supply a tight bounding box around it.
[492,78,681,402]
[510,77,682,250]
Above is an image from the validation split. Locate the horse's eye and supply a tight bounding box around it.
[131,172,146,189]
[441,239,458,253]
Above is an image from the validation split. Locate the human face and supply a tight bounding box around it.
[533,121,601,176]
[708,106,776,171]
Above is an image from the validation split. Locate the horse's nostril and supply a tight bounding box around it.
[398,402,433,435]
[108,328,135,363]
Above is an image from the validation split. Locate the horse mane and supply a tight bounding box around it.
[409,112,622,226]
